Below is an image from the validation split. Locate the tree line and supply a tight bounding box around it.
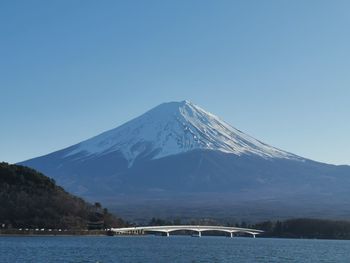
[146,217,350,239]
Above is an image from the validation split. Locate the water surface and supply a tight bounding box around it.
[0,235,349,262]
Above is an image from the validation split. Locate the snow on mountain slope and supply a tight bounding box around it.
[65,100,302,166]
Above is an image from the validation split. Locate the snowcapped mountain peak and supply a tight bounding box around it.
[65,100,301,165]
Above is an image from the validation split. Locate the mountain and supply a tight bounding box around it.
[19,101,350,221]
[0,162,125,228]
[60,100,300,165]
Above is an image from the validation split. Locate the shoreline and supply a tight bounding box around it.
[2,233,350,241]
[0,229,117,236]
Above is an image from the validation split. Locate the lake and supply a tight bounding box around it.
[0,235,349,262]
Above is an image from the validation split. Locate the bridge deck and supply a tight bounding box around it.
[111,225,263,238]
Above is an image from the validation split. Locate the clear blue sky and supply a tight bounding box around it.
[1,0,349,165]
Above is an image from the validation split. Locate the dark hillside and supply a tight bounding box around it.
[0,162,124,229]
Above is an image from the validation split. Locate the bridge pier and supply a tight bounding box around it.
[166,232,170,237]
[230,232,233,238]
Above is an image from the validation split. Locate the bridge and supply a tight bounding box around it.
[111,225,264,238]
